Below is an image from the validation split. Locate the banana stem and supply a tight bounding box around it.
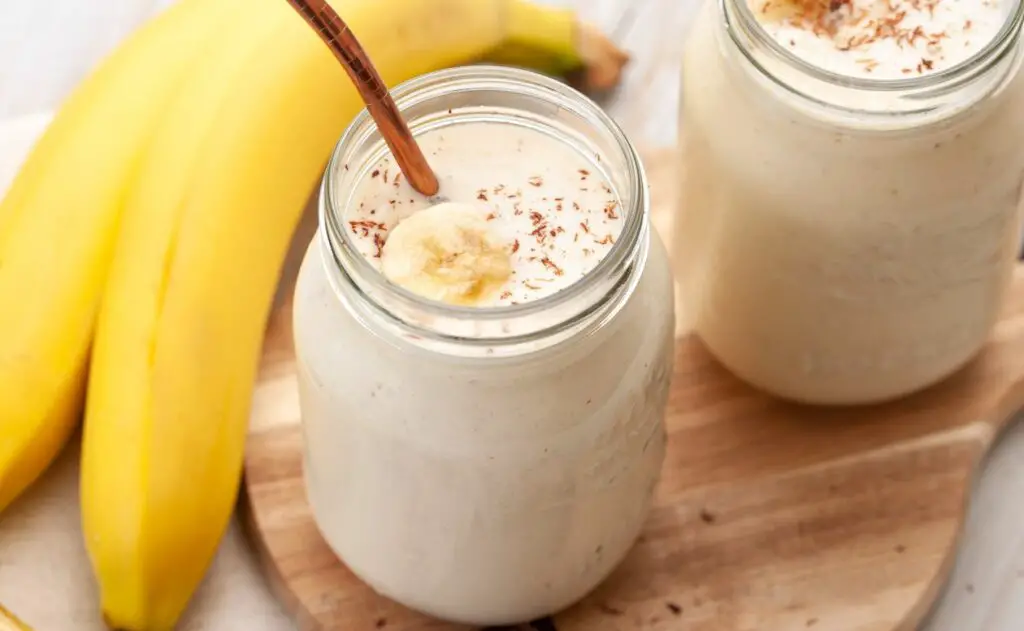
[487,1,630,92]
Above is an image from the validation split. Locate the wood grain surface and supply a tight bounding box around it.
[242,148,1024,631]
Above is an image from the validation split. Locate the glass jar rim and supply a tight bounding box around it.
[725,0,1024,92]
[319,65,648,334]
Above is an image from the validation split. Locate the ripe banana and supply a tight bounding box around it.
[0,0,244,515]
[80,0,627,630]
[0,605,30,631]
[382,202,513,306]
[80,4,289,630]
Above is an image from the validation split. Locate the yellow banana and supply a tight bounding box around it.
[0,605,30,631]
[0,0,243,514]
[81,4,290,630]
[80,0,627,629]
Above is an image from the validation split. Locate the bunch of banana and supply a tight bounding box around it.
[0,0,246,516]
[0,0,626,628]
[0,605,30,631]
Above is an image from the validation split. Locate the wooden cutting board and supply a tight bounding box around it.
[241,148,1024,631]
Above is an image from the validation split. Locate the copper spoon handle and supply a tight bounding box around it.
[286,0,440,196]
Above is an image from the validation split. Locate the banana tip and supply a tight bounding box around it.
[0,605,31,631]
[101,611,130,631]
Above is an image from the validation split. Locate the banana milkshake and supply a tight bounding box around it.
[675,0,1024,404]
[294,67,674,625]
[343,122,626,307]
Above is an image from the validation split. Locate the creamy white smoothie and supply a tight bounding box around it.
[675,0,1024,404]
[343,121,625,306]
[755,0,1005,78]
[295,68,674,625]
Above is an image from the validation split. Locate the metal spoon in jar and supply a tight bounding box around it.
[285,0,441,197]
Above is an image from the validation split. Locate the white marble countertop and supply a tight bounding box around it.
[1,1,1023,630]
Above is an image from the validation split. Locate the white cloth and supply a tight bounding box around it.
[0,443,292,631]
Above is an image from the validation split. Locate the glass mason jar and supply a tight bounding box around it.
[675,0,1024,405]
[294,66,675,626]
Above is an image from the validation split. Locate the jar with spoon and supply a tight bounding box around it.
[286,1,675,624]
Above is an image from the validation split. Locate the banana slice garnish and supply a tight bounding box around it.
[381,202,513,306]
